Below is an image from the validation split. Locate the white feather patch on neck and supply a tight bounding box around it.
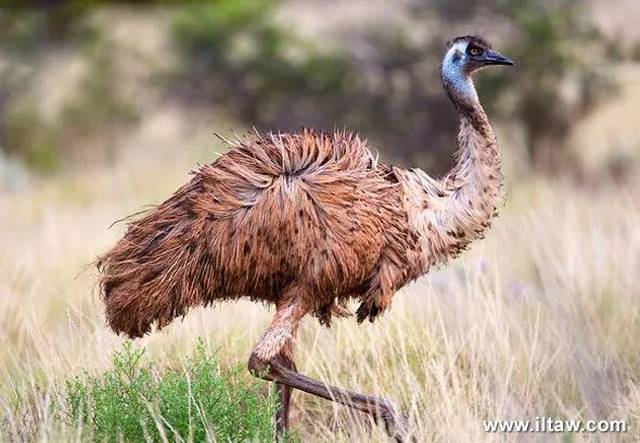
[441,42,478,103]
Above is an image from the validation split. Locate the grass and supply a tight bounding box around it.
[1,142,639,441]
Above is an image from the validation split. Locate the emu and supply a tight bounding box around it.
[98,35,513,441]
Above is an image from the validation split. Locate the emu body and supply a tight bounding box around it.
[98,35,513,441]
[99,132,415,337]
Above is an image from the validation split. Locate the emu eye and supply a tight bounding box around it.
[467,45,483,56]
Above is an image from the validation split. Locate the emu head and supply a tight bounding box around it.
[441,35,514,105]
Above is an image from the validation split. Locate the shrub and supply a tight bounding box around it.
[0,11,137,173]
[171,0,355,131]
[1,99,60,173]
[63,340,280,442]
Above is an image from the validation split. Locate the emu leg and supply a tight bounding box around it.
[276,381,292,438]
[248,300,411,442]
[274,341,296,439]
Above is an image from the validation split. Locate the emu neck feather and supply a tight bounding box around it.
[396,101,503,274]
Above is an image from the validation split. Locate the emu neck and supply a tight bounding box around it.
[437,73,503,256]
[397,72,503,272]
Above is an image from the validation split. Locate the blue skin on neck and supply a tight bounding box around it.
[441,43,479,108]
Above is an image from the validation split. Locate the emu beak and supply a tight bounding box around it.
[483,49,514,66]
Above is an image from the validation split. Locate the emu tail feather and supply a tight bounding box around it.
[97,179,214,338]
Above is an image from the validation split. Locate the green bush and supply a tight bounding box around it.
[63,340,280,442]
[171,0,355,127]
[0,10,138,173]
[1,100,60,173]
[61,40,138,136]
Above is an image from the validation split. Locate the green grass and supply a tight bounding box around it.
[62,340,280,442]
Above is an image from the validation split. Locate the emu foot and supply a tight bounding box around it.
[376,399,414,443]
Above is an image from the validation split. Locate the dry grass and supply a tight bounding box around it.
[1,143,639,442]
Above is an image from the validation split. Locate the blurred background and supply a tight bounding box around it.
[1,0,639,184]
[2,1,640,441]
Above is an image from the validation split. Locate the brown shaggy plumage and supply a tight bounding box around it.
[97,130,422,337]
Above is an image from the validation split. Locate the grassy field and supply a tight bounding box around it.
[1,132,639,442]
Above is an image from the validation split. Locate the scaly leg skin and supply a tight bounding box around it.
[248,299,412,442]
[275,381,292,439]
[274,343,296,440]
